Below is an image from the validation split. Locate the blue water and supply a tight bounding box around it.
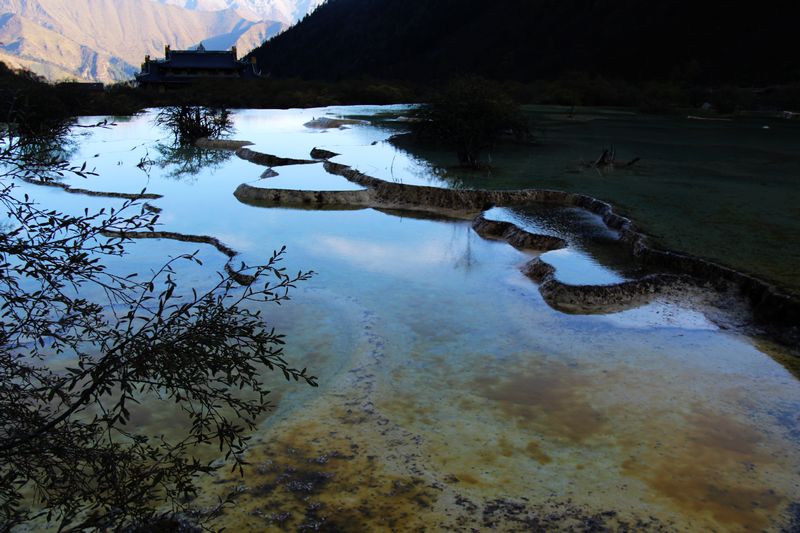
[13,107,800,531]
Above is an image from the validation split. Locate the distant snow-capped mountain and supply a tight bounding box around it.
[153,0,325,25]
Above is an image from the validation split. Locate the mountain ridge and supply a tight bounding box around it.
[250,0,797,86]
[0,0,300,82]
[152,0,324,26]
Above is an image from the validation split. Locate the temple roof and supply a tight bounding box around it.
[160,50,242,70]
[136,45,261,85]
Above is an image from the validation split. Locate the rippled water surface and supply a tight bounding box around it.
[20,107,800,531]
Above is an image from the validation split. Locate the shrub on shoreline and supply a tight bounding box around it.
[411,77,530,168]
[3,61,800,118]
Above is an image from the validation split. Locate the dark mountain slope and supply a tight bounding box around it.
[250,0,797,85]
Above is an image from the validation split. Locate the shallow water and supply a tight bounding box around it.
[482,205,644,285]
[258,163,367,191]
[395,106,800,295]
[16,107,800,531]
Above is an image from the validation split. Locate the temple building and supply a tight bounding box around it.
[136,43,260,88]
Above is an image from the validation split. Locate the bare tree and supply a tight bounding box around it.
[155,107,234,146]
[0,116,316,530]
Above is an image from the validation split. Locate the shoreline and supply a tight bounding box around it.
[19,131,795,351]
[226,141,799,352]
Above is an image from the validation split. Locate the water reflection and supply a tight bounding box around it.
[396,106,800,294]
[3,120,81,183]
[482,205,652,284]
[259,163,367,191]
[29,106,799,531]
[148,143,234,180]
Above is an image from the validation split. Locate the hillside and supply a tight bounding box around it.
[154,0,325,26]
[0,0,285,82]
[0,11,130,81]
[250,0,798,85]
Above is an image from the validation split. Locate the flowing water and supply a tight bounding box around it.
[16,107,800,531]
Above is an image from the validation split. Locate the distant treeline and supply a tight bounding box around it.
[250,0,797,86]
[0,63,422,118]
[3,63,800,121]
[2,1,799,119]
[0,63,143,124]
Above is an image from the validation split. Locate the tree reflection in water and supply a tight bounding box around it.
[146,143,234,182]
[144,106,236,181]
